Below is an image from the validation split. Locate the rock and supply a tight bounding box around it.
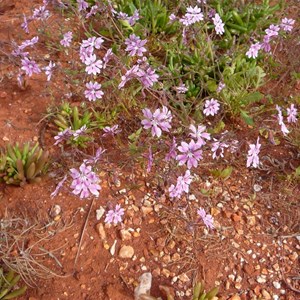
[141,206,153,215]
[253,285,260,296]
[273,281,281,289]
[229,295,241,300]
[261,289,271,300]
[110,240,117,256]
[167,240,176,249]
[247,216,256,226]
[172,253,180,261]
[289,252,298,261]
[119,245,134,259]
[161,268,171,278]
[162,255,171,264]
[120,229,132,241]
[243,263,254,275]
[256,275,267,283]
[96,223,106,240]
[96,206,105,220]
[134,273,152,300]
[235,282,242,289]
[178,273,189,283]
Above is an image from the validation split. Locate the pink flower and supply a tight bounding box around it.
[125,34,147,57]
[84,81,104,101]
[203,99,220,116]
[246,137,261,168]
[276,105,289,135]
[51,175,67,198]
[54,127,73,145]
[70,163,101,199]
[104,204,125,225]
[287,104,297,123]
[21,57,41,77]
[84,54,103,75]
[280,18,295,32]
[44,61,55,81]
[212,13,225,35]
[165,137,177,161]
[197,208,214,230]
[102,125,121,136]
[141,106,172,138]
[189,124,211,147]
[169,170,192,198]
[211,139,229,159]
[180,6,203,26]
[60,31,73,47]
[176,140,203,169]
[137,66,159,88]
[246,42,261,59]
[265,24,280,38]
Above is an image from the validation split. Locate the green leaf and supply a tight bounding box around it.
[240,91,263,105]
[128,127,142,142]
[240,110,254,126]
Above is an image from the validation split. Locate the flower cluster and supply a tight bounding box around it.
[246,18,295,58]
[117,9,140,26]
[203,99,220,116]
[212,13,225,35]
[169,170,192,198]
[125,34,147,57]
[70,163,101,199]
[179,6,204,26]
[84,81,104,101]
[246,137,261,168]
[141,106,172,138]
[176,140,203,169]
[54,125,88,145]
[197,208,214,230]
[105,204,125,225]
[276,105,289,136]
[60,31,73,48]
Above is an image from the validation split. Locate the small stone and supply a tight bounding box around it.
[225,280,230,290]
[232,213,241,222]
[110,240,117,256]
[2,136,9,142]
[273,263,280,272]
[152,268,161,277]
[0,91,7,98]
[172,253,180,261]
[253,184,262,192]
[261,289,271,300]
[162,255,171,264]
[229,295,241,300]
[228,274,235,281]
[167,240,176,249]
[243,264,254,275]
[96,223,106,240]
[256,275,267,283]
[120,229,132,241]
[141,206,153,215]
[178,273,189,283]
[289,252,298,261]
[247,216,256,226]
[96,206,105,220]
[273,281,281,289]
[235,282,242,289]
[253,285,260,296]
[236,275,242,283]
[119,245,134,259]
[161,268,171,278]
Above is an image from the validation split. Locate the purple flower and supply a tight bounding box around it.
[165,137,177,161]
[103,48,113,68]
[265,24,280,38]
[60,31,73,47]
[103,125,121,137]
[180,6,203,26]
[20,36,39,49]
[44,61,55,81]
[77,0,89,12]
[73,125,88,140]
[54,127,73,145]
[246,137,261,168]
[217,82,225,93]
[276,105,289,135]
[212,13,225,35]
[32,5,50,20]
[21,57,41,77]
[211,139,229,159]
[119,9,140,26]
[104,204,125,225]
[51,175,67,198]
[125,34,147,57]
[176,140,203,169]
[84,54,103,75]
[260,35,271,53]
[287,104,297,123]
[79,46,93,63]
[81,36,104,51]
[84,81,104,101]
[118,65,140,89]
[189,124,211,147]
[146,146,153,173]
[203,99,220,116]
[197,208,214,230]
[137,66,159,88]
[175,83,188,93]
[141,106,172,138]
[84,147,105,165]
[246,42,261,59]
[169,13,177,23]
[86,5,99,18]
[280,18,295,32]
[21,14,30,34]
[70,163,101,199]
[169,170,192,198]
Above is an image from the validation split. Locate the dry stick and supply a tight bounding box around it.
[74,198,95,268]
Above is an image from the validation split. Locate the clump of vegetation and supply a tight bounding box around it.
[0,143,49,186]
[0,268,27,299]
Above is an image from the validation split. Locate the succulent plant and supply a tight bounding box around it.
[0,268,27,299]
[0,142,49,186]
[192,281,219,300]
